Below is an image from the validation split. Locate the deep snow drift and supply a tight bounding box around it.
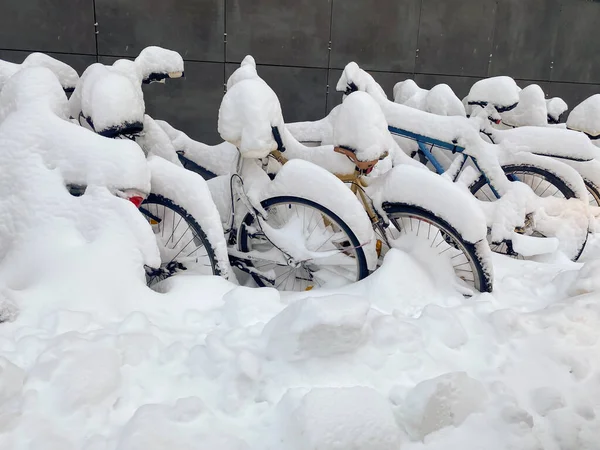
[2,217,600,449]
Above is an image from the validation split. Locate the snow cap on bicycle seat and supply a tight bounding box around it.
[69,63,145,137]
[332,91,393,162]
[546,97,568,124]
[466,76,520,112]
[134,46,184,83]
[218,76,285,159]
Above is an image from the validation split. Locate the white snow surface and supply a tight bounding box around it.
[567,94,600,137]
[0,52,79,92]
[3,216,600,449]
[488,125,599,165]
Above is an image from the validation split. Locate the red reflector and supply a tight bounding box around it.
[494,119,502,124]
[128,196,144,208]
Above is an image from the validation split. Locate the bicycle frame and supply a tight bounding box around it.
[270,149,391,254]
[388,125,501,199]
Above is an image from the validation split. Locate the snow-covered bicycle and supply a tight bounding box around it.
[69,47,230,286]
[176,59,494,293]
[289,62,590,261]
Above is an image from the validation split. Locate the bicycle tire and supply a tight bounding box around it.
[469,164,576,200]
[238,196,369,291]
[140,193,221,286]
[382,203,493,293]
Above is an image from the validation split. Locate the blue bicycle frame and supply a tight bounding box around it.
[388,125,501,199]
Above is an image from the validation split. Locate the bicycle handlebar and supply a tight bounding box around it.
[142,70,185,85]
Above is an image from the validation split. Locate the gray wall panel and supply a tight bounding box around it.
[0,0,95,54]
[416,0,496,76]
[552,1,600,83]
[330,0,420,72]
[415,73,483,99]
[143,61,224,145]
[96,0,224,61]
[226,0,331,67]
[490,0,561,80]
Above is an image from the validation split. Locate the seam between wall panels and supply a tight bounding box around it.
[413,0,423,76]
[92,0,99,62]
[223,0,227,93]
[325,0,335,114]
[486,0,499,77]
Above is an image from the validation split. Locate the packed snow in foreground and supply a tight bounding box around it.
[1,214,600,449]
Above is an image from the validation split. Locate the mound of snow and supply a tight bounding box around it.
[546,97,568,123]
[333,91,395,161]
[394,79,465,117]
[426,84,466,117]
[502,84,548,127]
[69,63,145,134]
[262,294,370,360]
[218,77,284,158]
[282,387,403,450]
[0,52,78,92]
[227,55,258,89]
[393,79,424,104]
[567,259,600,295]
[0,357,24,404]
[134,46,184,82]
[398,372,489,440]
[567,94,600,137]
[467,76,520,109]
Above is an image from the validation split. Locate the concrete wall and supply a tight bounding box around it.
[1,0,599,143]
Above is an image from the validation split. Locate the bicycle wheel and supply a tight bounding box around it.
[470,164,576,201]
[382,203,493,293]
[140,193,221,286]
[238,196,369,291]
